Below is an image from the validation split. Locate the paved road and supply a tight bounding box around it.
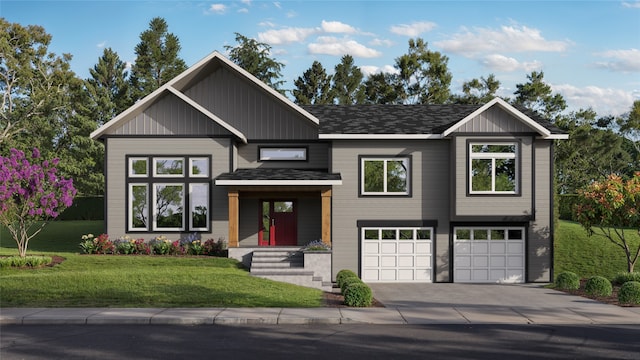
[2,324,640,360]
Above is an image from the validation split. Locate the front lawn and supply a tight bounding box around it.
[555,220,640,279]
[0,220,104,253]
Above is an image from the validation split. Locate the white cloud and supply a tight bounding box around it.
[622,1,640,8]
[482,54,542,72]
[286,11,297,18]
[241,0,252,4]
[593,48,640,72]
[258,27,318,45]
[360,65,399,76]
[273,2,281,9]
[552,84,637,116]
[238,8,249,13]
[321,20,357,34]
[308,36,382,58]
[370,38,394,47]
[96,41,106,49]
[208,3,227,14]
[258,21,276,27]
[435,25,571,56]
[389,21,437,37]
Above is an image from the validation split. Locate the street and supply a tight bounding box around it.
[2,324,640,359]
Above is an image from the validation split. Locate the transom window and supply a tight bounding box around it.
[259,147,307,161]
[469,143,518,194]
[361,157,410,195]
[126,155,211,232]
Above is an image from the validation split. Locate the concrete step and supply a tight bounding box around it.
[253,273,333,292]
[250,262,303,269]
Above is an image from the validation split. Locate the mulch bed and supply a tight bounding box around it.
[556,279,638,307]
[322,291,385,308]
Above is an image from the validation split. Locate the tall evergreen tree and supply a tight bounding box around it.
[129,17,187,101]
[513,71,566,121]
[452,74,501,104]
[85,47,131,126]
[332,55,365,105]
[224,33,285,91]
[292,61,333,105]
[394,38,452,104]
[363,72,403,104]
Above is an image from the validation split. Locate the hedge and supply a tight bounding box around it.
[59,196,104,220]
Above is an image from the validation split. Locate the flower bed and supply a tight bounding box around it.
[79,233,227,256]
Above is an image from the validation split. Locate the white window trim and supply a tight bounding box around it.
[361,157,410,195]
[153,157,185,178]
[152,183,186,232]
[189,157,210,178]
[189,183,210,231]
[128,183,149,231]
[469,143,518,194]
[128,157,148,178]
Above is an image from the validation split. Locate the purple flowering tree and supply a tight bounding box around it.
[0,148,77,257]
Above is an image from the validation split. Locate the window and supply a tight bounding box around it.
[469,143,518,194]
[259,147,307,161]
[126,155,211,232]
[361,157,410,195]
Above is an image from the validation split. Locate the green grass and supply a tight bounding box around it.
[0,220,323,308]
[555,220,640,279]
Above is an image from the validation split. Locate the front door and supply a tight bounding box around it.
[259,200,297,246]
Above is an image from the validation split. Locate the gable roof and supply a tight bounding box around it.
[90,51,320,142]
[306,97,567,140]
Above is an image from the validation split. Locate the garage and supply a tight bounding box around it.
[453,227,525,283]
[361,227,433,282]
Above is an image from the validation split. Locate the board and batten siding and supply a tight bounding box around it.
[184,66,318,140]
[236,143,330,169]
[453,135,534,217]
[330,140,451,282]
[451,106,534,133]
[528,140,553,282]
[111,93,235,136]
[104,137,231,241]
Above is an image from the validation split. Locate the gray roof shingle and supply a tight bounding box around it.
[216,168,341,182]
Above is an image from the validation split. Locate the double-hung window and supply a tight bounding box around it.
[469,143,518,194]
[360,156,411,196]
[127,156,211,232]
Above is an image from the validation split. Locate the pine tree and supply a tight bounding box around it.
[292,61,333,105]
[224,33,285,91]
[332,55,365,105]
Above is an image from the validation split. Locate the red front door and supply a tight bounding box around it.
[259,200,297,246]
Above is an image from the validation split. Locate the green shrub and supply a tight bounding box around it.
[611,272,640,286]
[340,276,363,294]
[336,269,359,289]
[618,281,640,305]
[555,271,580,290]
[343,282,373,307]
[584,276,612,297]
[0,256,52,268]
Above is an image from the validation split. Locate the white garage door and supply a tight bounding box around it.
[454,227,525,283]
[362,227,433,282]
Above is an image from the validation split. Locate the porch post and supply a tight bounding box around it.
[228,189,239,248]
[321,188,332,246]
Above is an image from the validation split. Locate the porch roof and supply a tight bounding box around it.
[215,168,342,186]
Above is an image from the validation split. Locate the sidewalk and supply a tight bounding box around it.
[3,304,640,325]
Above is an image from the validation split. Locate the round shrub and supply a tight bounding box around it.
[340,276,363,294]
[343,282,373,307]
[584,276,612,297]
[555,271,580,290]
[336,269,359,289]
[611,272,640,286]
[618,281,640,305]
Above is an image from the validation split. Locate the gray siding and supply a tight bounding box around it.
[529,140,553,282]
[330,140,451,281]
[184,66,318,140]
[111,93,234,136]
[453,136,533,217]
[104,137,231,241]
[452,106,535,133]
[236,143,330,169]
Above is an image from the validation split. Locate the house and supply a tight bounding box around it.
[90,51,567,287]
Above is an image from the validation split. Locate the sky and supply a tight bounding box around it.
[2,0,640,117]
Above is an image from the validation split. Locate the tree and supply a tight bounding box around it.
[575,172,640,272]
[617,100,640,155]
[363,72,403,104]
[292,61,333,105]
[86,47,132,126]
[394,38,451,104]
[224,33,285,91]
[513,71,566,121]
[129,17,187,101]
[0,148,77,257]
[452,74,501,104]
[332,55,365,105]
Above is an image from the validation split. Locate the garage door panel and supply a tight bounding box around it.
[398,269,415,280]
[416,269,431,281]
[398,256,414,267]
[364,243,379,254]
[415,255,431,267]
[381,256,396,267]
[362,269,379,282]
[416,243,431,254]
[398,242,414,254]
[364,256,379,267]
[380,269,397,281]
[381,242,397,254]
[454,227,524,284]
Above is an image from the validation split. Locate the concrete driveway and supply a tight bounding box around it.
[369,283,640,324]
